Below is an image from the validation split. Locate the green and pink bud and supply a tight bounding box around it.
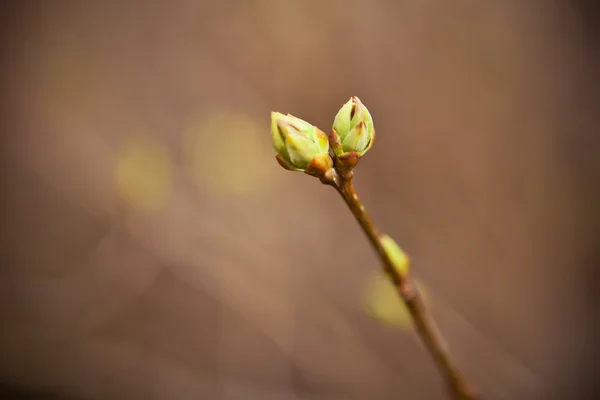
[270,112,332,177]
[329,97,376,171]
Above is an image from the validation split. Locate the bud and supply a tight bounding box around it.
[271,112,333,177]
[380,234,410,277]
[329,97,376,169]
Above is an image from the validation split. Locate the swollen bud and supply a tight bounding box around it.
[330,96,375,160]
[271,112,333,177]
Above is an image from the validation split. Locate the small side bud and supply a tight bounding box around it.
[270,112,332,177]
[330,97,375,160]
[380,234,410,277]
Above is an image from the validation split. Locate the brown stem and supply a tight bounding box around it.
[323,169,478,400]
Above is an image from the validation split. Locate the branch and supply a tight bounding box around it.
[270,99,480,399]
[322,169,479,400]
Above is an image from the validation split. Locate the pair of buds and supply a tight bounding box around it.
[271,97,376,177]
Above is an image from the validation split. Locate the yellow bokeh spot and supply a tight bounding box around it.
[115,137,172,212]
[363,273,430,329]
[183,110,276,196]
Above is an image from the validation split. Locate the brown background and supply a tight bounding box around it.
[1,1,599,399]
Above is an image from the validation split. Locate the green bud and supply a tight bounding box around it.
[330,97,375,158]
[271,112,332,176]
[380,234,410,277]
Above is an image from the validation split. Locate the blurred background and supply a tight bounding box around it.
[1,1,599,399]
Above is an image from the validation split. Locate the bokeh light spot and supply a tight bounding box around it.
[363,273,431,330]
[115,136,172,213]
[183,110,276,196]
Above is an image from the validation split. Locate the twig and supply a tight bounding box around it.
[270,102,479,399]
[321,168,479,400]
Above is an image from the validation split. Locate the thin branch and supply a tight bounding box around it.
[322,169,479,400]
